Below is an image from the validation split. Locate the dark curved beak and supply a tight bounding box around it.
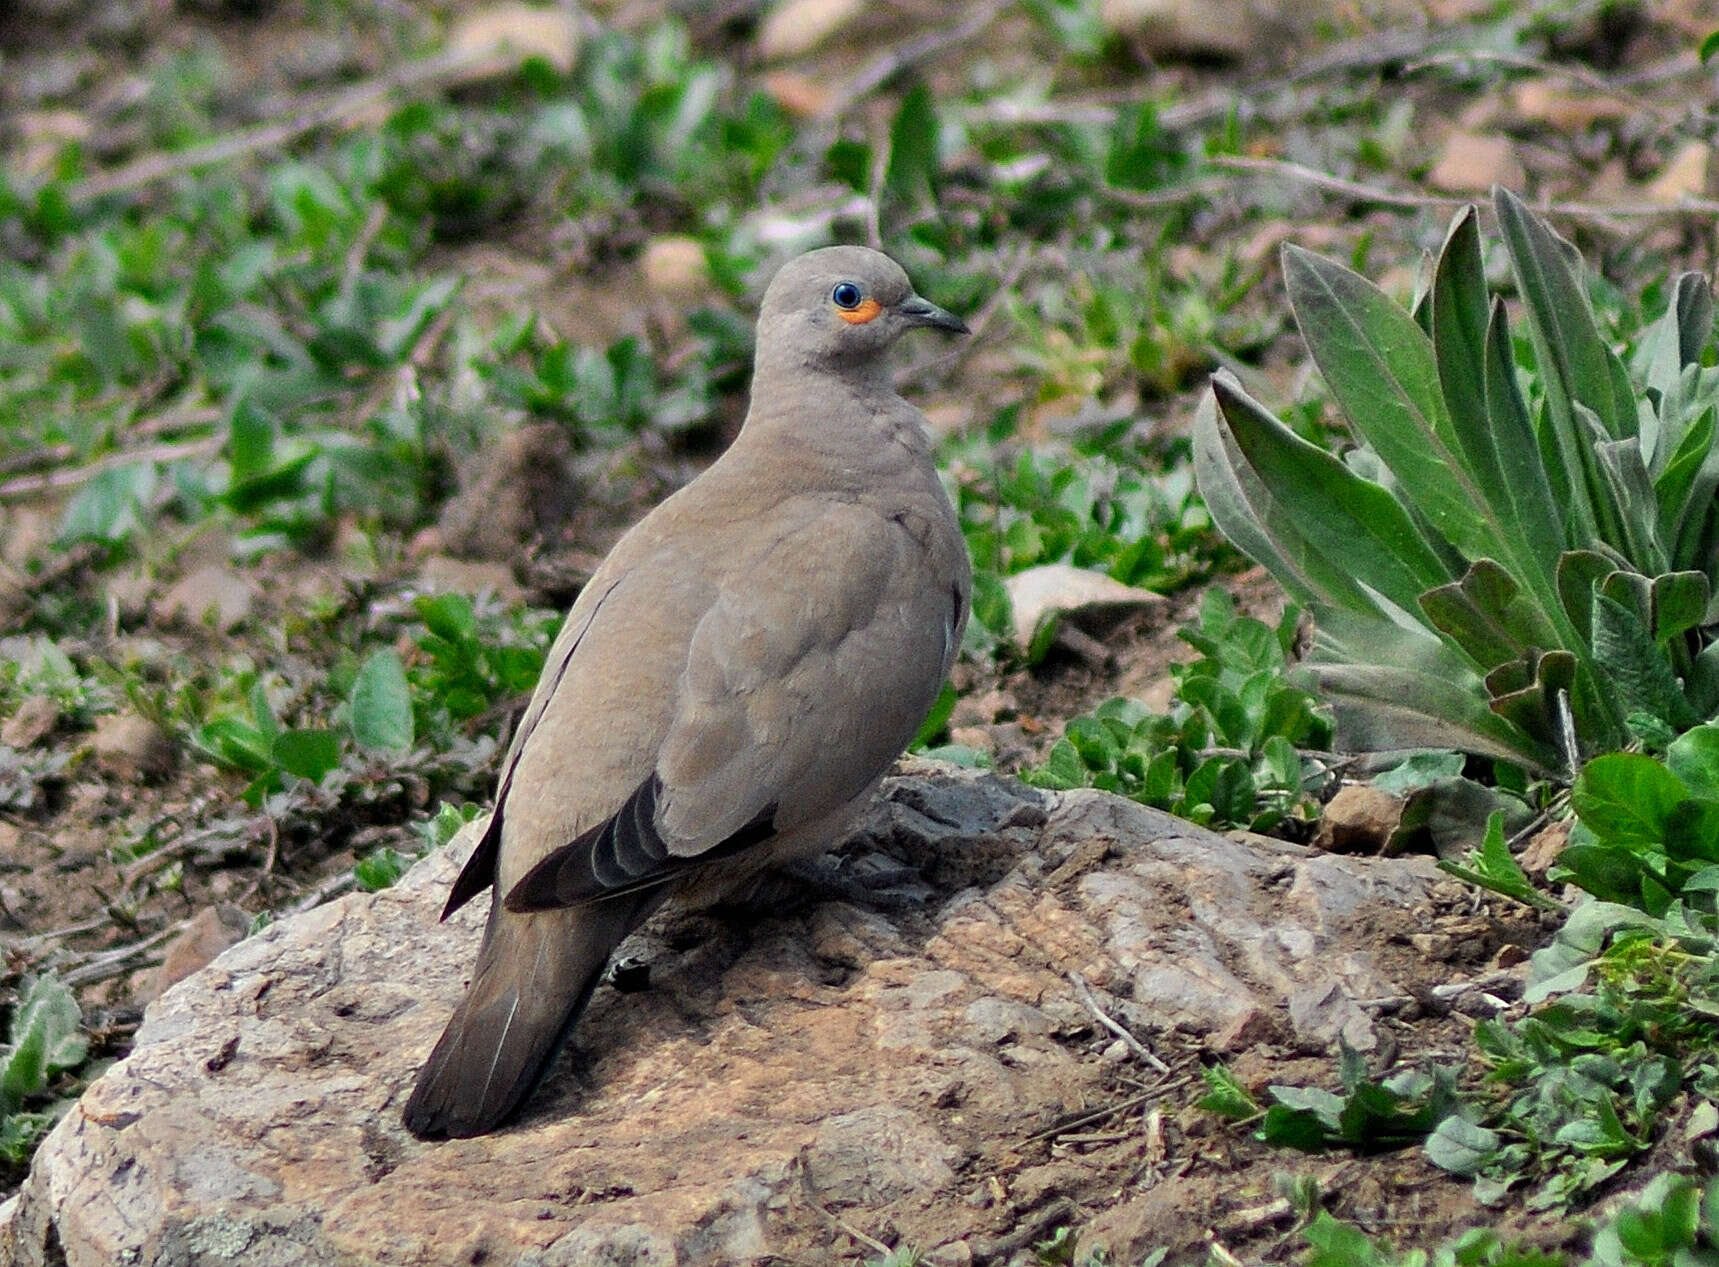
[898,294,969,335]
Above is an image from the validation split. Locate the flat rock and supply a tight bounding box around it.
[3,766,1448,1266]
[155,566,257,633]
[1004,563,1169,655]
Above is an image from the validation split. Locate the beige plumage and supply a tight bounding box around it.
[403,246,972,1139]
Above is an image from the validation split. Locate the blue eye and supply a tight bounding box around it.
[831,282,862,309]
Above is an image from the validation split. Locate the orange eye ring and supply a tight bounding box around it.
[836,297,883,325]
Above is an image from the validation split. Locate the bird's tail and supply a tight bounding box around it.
[402,894,656,1139]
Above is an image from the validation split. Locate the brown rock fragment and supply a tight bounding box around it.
[1427,131,1525,193]
[1314,784,1406,855]
[155,565,257,632]
[91,713,176,783]
[148,905,251,1002]
[1,697,60,749]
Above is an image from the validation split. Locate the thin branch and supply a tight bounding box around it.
[808,1203,892,1257]
[825,0,1013,119]
[67,45,522,205]
[1402,49,1680,124]
[1210,153,1719,224]
[1208,154,1467,211]
[0,405,223,480]
[1069,971,1170,1073]
[55,922,183,988]
[0,435,221,501]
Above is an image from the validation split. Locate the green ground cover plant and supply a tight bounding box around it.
[1025,589,1330,830]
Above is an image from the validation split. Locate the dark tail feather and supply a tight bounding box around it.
[403,894,655,1139]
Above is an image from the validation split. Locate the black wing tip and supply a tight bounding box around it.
[439,804,506,920]
[402,1099,505,1140]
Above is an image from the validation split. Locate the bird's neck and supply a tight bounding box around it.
[737,363,933,471]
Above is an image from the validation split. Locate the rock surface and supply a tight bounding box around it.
[2,765,1453,1266]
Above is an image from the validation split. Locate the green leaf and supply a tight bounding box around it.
[1372,750,1467,793]
[1495,187,1636,444]
[1590,592,1698,729]
[885,81,939,203]
[1196,1064,1261,1120]
[1258,1103,1338,1152]
[354,847,412,892]
[1594,434,1668,573]
[1668,723,1719,802]
[1480,296,1574,573]
[910,681,957,750]
[1193,387,1384,616]
[1651,571,1709,642]
[1653,405,1717,566]
[1,975,86,1110]
[416,593,479,644]
[1418,559,1560,674]
[1105,102,1179,191]
[1425,1115,1502,1175]
[1571,752,1687,848]
[57,463,159,546]
[1438,810,1559,910]
[1284,244,1498,563]
[271,729,341,783]
[1311,658,1557,772]
[192,716,274,774]
[227,394,275,487]
[350,649,415,753]
[1208,373,1452,618]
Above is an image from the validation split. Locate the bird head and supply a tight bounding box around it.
[754,245,967,379]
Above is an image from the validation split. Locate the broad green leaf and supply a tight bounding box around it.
[1571,751,1687,848]
[1590,592,1697,729]
[1418,559,1559,673]
[1196,1064,1261,1120]
[1284,244,1499,563]
[1312,660,1557,772]
[1194,386,1383,616]
[1484,649,1576,753]
[1,975,86,1110]
[884,82,939,203]
[416,592,479,644]
[1653,404,1716,564]
[1426,1115,1502,1175]
[1594,435,1667,574]
[191,717,273,773]
[57,462,159,546]
[1651,570,1710,642]
[350,649,415,753]
[1479,293,1571,592]
[1430,208,1491,465]
[227,394,275,487]
[271,729,341,783]
[1637,272,1714,469]
[1209,374,1452,618]
[1668,723,1719,802]
[1555,549,1613,647]
[1371,750,1466,792]
[1495,187,1637,443]
[1691,640,1719,717]
[354,847,411,892]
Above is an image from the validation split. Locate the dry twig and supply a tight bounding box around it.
[1070,971,1170,1073]
[68,46,521,205]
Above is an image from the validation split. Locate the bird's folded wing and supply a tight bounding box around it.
[503,501,960,913]
[438,575,629,917]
